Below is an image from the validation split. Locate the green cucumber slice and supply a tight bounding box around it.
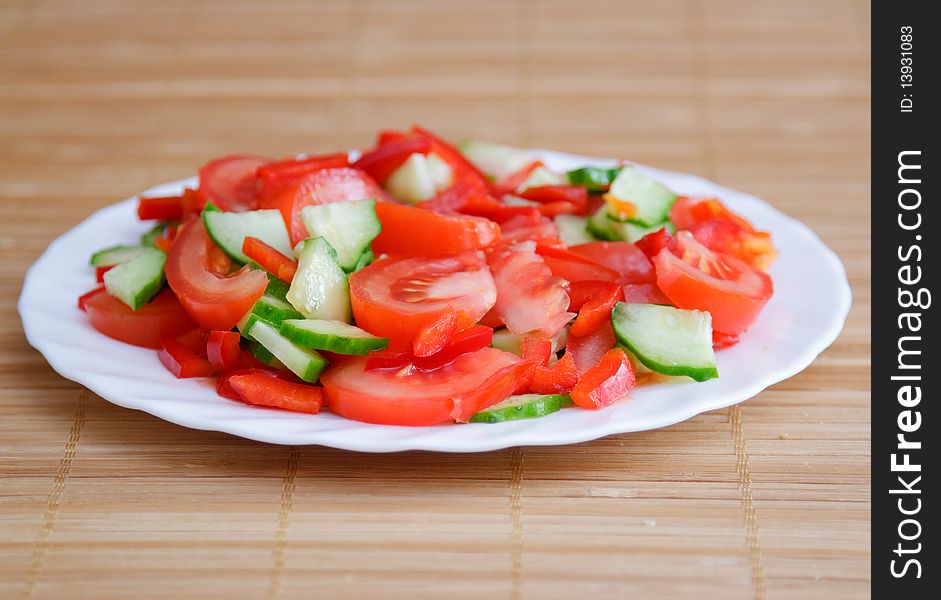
[238,293,303,339]
[246,340,286,369]
[141,222,172,247]
[279,319,388,354]
[286,237,351,322]
[89,245,143,267]
[607,166,676,227]
[258,270,291,301]
[611,302,718,381]
[457,139,533,180]
[385,153,437,203]
[426,153,454,191]
[352,249,374,272]
[516,166,566,193]
[102,246,166,310]
[554,215,596,246]
[202,203,292,264]
[587,205,675,242]
[247,320,328,382]
[565,166,622,191]
[470,394,573,423]
[300,199,381,272]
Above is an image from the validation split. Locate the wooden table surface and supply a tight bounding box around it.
[0,0,871,598]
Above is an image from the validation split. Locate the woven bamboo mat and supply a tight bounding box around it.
[0,0,871,598]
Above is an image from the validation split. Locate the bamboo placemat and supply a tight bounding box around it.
[0,0,871,598]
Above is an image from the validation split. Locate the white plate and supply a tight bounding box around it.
[18,150,851,452]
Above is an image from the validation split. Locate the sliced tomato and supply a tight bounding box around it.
[353,136,432,183]
[499,213,561,245]
[256,153,351,202]
[349,252,497,347]
[568,280,623,336]
[654,232,773,335]
[570,347,635,409]
[321,347,529,425]
[713,330,740,349]
[372,202,501,256]
[520,335,552,368]
[567,321,616,374]
[568,241,654,284]
[242,236,297,284]
[198,155,269,212]
[530,352,579,394]
[78,285,106,310]
[207,330,241,372]
[671,197,776,269]
[366,325,494,372]
[158,338,216,378]
[165,219,268,331]
[137,194,184,221]
[488,242,573,337]
[262,167,388,245]
[535,244,621,283]
[227,372,323,414]
[82,288,196,349]
[622,283,672,305]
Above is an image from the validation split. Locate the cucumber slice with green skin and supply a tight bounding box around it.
[141,222,173,247]
[457,139,533,180]
[238,293,304,340]
[554,215,596,246]
[606,166,677,227]
[300,199,381,272]
[611,302,718,381]
[247,320,328,382]
[470,394,573,423]
[279,319,388,355]
[102,246,166,310]
[566,167,622,192]
[258,269,291,301]
[516,166,567,193]
[246,340,286,369]
[385,153,437,203]
[286,237,352,323]
[352,249,374,272]
[587,205,675,242]
[89,245,143,267]
[202,203,293,264]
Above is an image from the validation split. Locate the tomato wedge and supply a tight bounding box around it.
[567,321,616,374]
[262,167,388,245]
[82,288,196,349]
[165,219,269,331]
[349,251,497,347]
[568,241,654,284]
[372,202,501,256]
[671,197,776,269]
[654,232,772,335]
[321,347,530,425]
[198,155,269,212]
[570,347,635,409]
[488,242,573,337]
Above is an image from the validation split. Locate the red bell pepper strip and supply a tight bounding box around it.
[520,335,552,368]
[94,265,114,283]
[529,352,579,394]
[256,153,352,203]
[207,330,241,372]
[242,236,297,284]
[175,328,210,357]
[412,307,462,358]
[519,185,589,214]
[567,280,624,337]
[353,136,433,184]
[535,201,580,218]
[137,194,184,221]
[366,325,494,372]
[78,285,106,311]
[153,235,174,253]
[713,330,740,349]
[226,372,324,414]
[570,347,636,409]
[376,129,408,145]
[158,338,216,378]
[491,160,543,196]
[635,227,675,260]
[411,125,489,187]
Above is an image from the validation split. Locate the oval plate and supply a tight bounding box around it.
[18,150,851,452]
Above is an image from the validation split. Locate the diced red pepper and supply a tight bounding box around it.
[530,352,579,394]
[158,338,216,378]
[242,236,297,284]
[78,285,106,311]
[376,129,408,145]
[568,280,623,336]
[95,265,114,283]
[519,185,589,214]
[412,308,461,358]
[137,194,184,221]
[570,347,635,409]
[411,125,489,188]
[491,160,543,196]
[535,244,621,283]
[180,188,207,220]
[226,372,324,414]
[520,334,552,368]
[366,325,494,372]
[713,330,740,349]
[207,330,241,371]
[635,227,675,260]
[622,283,672,305]
[353,136,433,184]
[536,201,580,218]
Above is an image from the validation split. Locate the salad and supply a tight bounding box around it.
[77,126,776,426]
